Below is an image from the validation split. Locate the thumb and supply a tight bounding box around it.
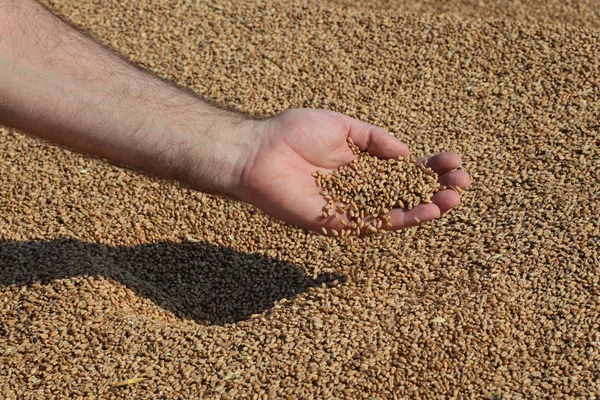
[341,115,410,158]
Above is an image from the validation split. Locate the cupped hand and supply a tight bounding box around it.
[236,108,470,235]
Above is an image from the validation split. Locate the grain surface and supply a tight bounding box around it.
[1,0,599,398]
[327,0,600,30]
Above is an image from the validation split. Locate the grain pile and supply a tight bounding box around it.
[1,0,599,398]
[316,138,442,236]
[326,0,600,30]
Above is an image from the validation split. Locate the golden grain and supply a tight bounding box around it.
[1,0,598,398]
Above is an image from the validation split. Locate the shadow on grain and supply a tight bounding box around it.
[0,238,345,325]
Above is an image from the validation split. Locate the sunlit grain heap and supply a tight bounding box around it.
[315,138,441,235]
[1,0,599,398]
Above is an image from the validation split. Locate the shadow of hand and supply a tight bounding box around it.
[0,238,345,325]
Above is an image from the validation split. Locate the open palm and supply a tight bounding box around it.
[238,109,470,234]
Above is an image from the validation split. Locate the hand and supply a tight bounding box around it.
[235,108,471,234]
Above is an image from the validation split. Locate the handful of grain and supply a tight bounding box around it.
[314,138,442,236]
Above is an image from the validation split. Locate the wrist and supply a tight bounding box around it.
[163,103,261,199]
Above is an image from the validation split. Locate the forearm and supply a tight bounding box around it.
[0,0,255,195]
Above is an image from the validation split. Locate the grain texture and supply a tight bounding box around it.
[1,0,599,398]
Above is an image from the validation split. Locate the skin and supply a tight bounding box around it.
[0,0,470,235]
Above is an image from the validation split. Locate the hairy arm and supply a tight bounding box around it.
[0,0,470,233]
[0,0,257,195]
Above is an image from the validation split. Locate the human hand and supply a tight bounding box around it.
[234,108,470,235]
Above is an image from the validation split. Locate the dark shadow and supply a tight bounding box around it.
[0,238,345,325]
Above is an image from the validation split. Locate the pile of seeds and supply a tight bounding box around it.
[1,0,599,398]
[326,0,600,30]
[315,138,441,236]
